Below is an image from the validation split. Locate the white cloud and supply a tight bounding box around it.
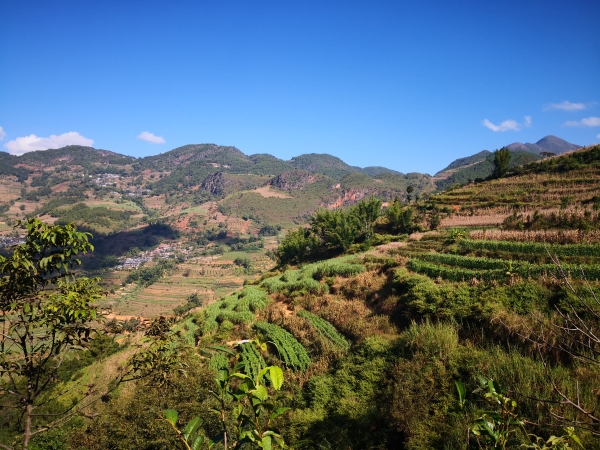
[137,131,165,144]
[564,116,600,127]
[482,117,528,132]
[582,117,600,127]
[0,126,5,141]
[4,132,94,156]
[597,133,600,139]
[543,101,587,112]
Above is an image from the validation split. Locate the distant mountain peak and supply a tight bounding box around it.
[506,135,580,156]
[505,142,545,154]
[535,135,581,154]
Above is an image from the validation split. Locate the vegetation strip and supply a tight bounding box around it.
[297,310,350,350]
[199,286,271,335]
[408,256,600,282]
[239,342,268,381]
[459,238,600,257]
[253,322,310,371]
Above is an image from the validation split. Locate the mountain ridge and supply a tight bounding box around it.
[0,134,581,180]
[506,135,581,156]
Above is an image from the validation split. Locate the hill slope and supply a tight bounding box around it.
[434,150,543,190]
[429,144,600,227]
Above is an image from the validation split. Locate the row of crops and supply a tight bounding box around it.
[408,253,600,282]
[174,316,200,345]
[254,322,311,371]
[261,259,365,295]
[297,310,350,350]
[239,342,268,380]
[459,239,600,258]
[205,309,349,375]
[200,285,270,335]
[196,256,363,373]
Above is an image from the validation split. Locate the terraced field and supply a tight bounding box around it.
[430,148,600,231]
[98,242,277,317]
[391,233,600,281]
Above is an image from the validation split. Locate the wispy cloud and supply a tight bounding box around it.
[564,117,600,127]
[0,126,5,141]
[597,133,600,140]
[137,131,165,144]
[482,116,531,132]
[4,132,94,156]
[543,101,587,112]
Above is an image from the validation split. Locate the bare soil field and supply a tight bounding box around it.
[253,186,293,198]
[37,214,57,224]
[0,178,22,202]
[7,201,40,218]
[51,181,71,193]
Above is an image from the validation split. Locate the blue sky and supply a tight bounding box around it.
[1,0,599,174]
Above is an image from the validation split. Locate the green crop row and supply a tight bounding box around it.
[254,322,310,371]
[261,257,364,296]
[239,342,267,381]
[312,261,365,280]
[235,286,270,312]
[297,310,350,350]
[199,286,271,335]
[419,253,600,280]
[407,259,504,283]
[261,269,326,296]
[172,316,200,346]
[408,258,600,282]
[418,253,512,271]
[208,352,230,372]
[459,239,600,258]
[215,310,256,324]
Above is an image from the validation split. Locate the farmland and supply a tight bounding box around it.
[96,239,278,318]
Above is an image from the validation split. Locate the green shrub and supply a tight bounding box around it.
[398,321,459,361]
[208,352,230,372]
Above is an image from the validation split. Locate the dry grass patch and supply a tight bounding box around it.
[51,181,71,193]
[441,214,509,227]
[295,293,394,342]
[373,241,407,254]
[338,271,388,302]
[7,200,40,217]
[470,228,600,244]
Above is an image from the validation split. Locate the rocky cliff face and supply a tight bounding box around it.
[325,187,377,209]
[200,172,228,196]
[269,170,322,191]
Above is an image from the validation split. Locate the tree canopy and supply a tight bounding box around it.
[492,147,511,178]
